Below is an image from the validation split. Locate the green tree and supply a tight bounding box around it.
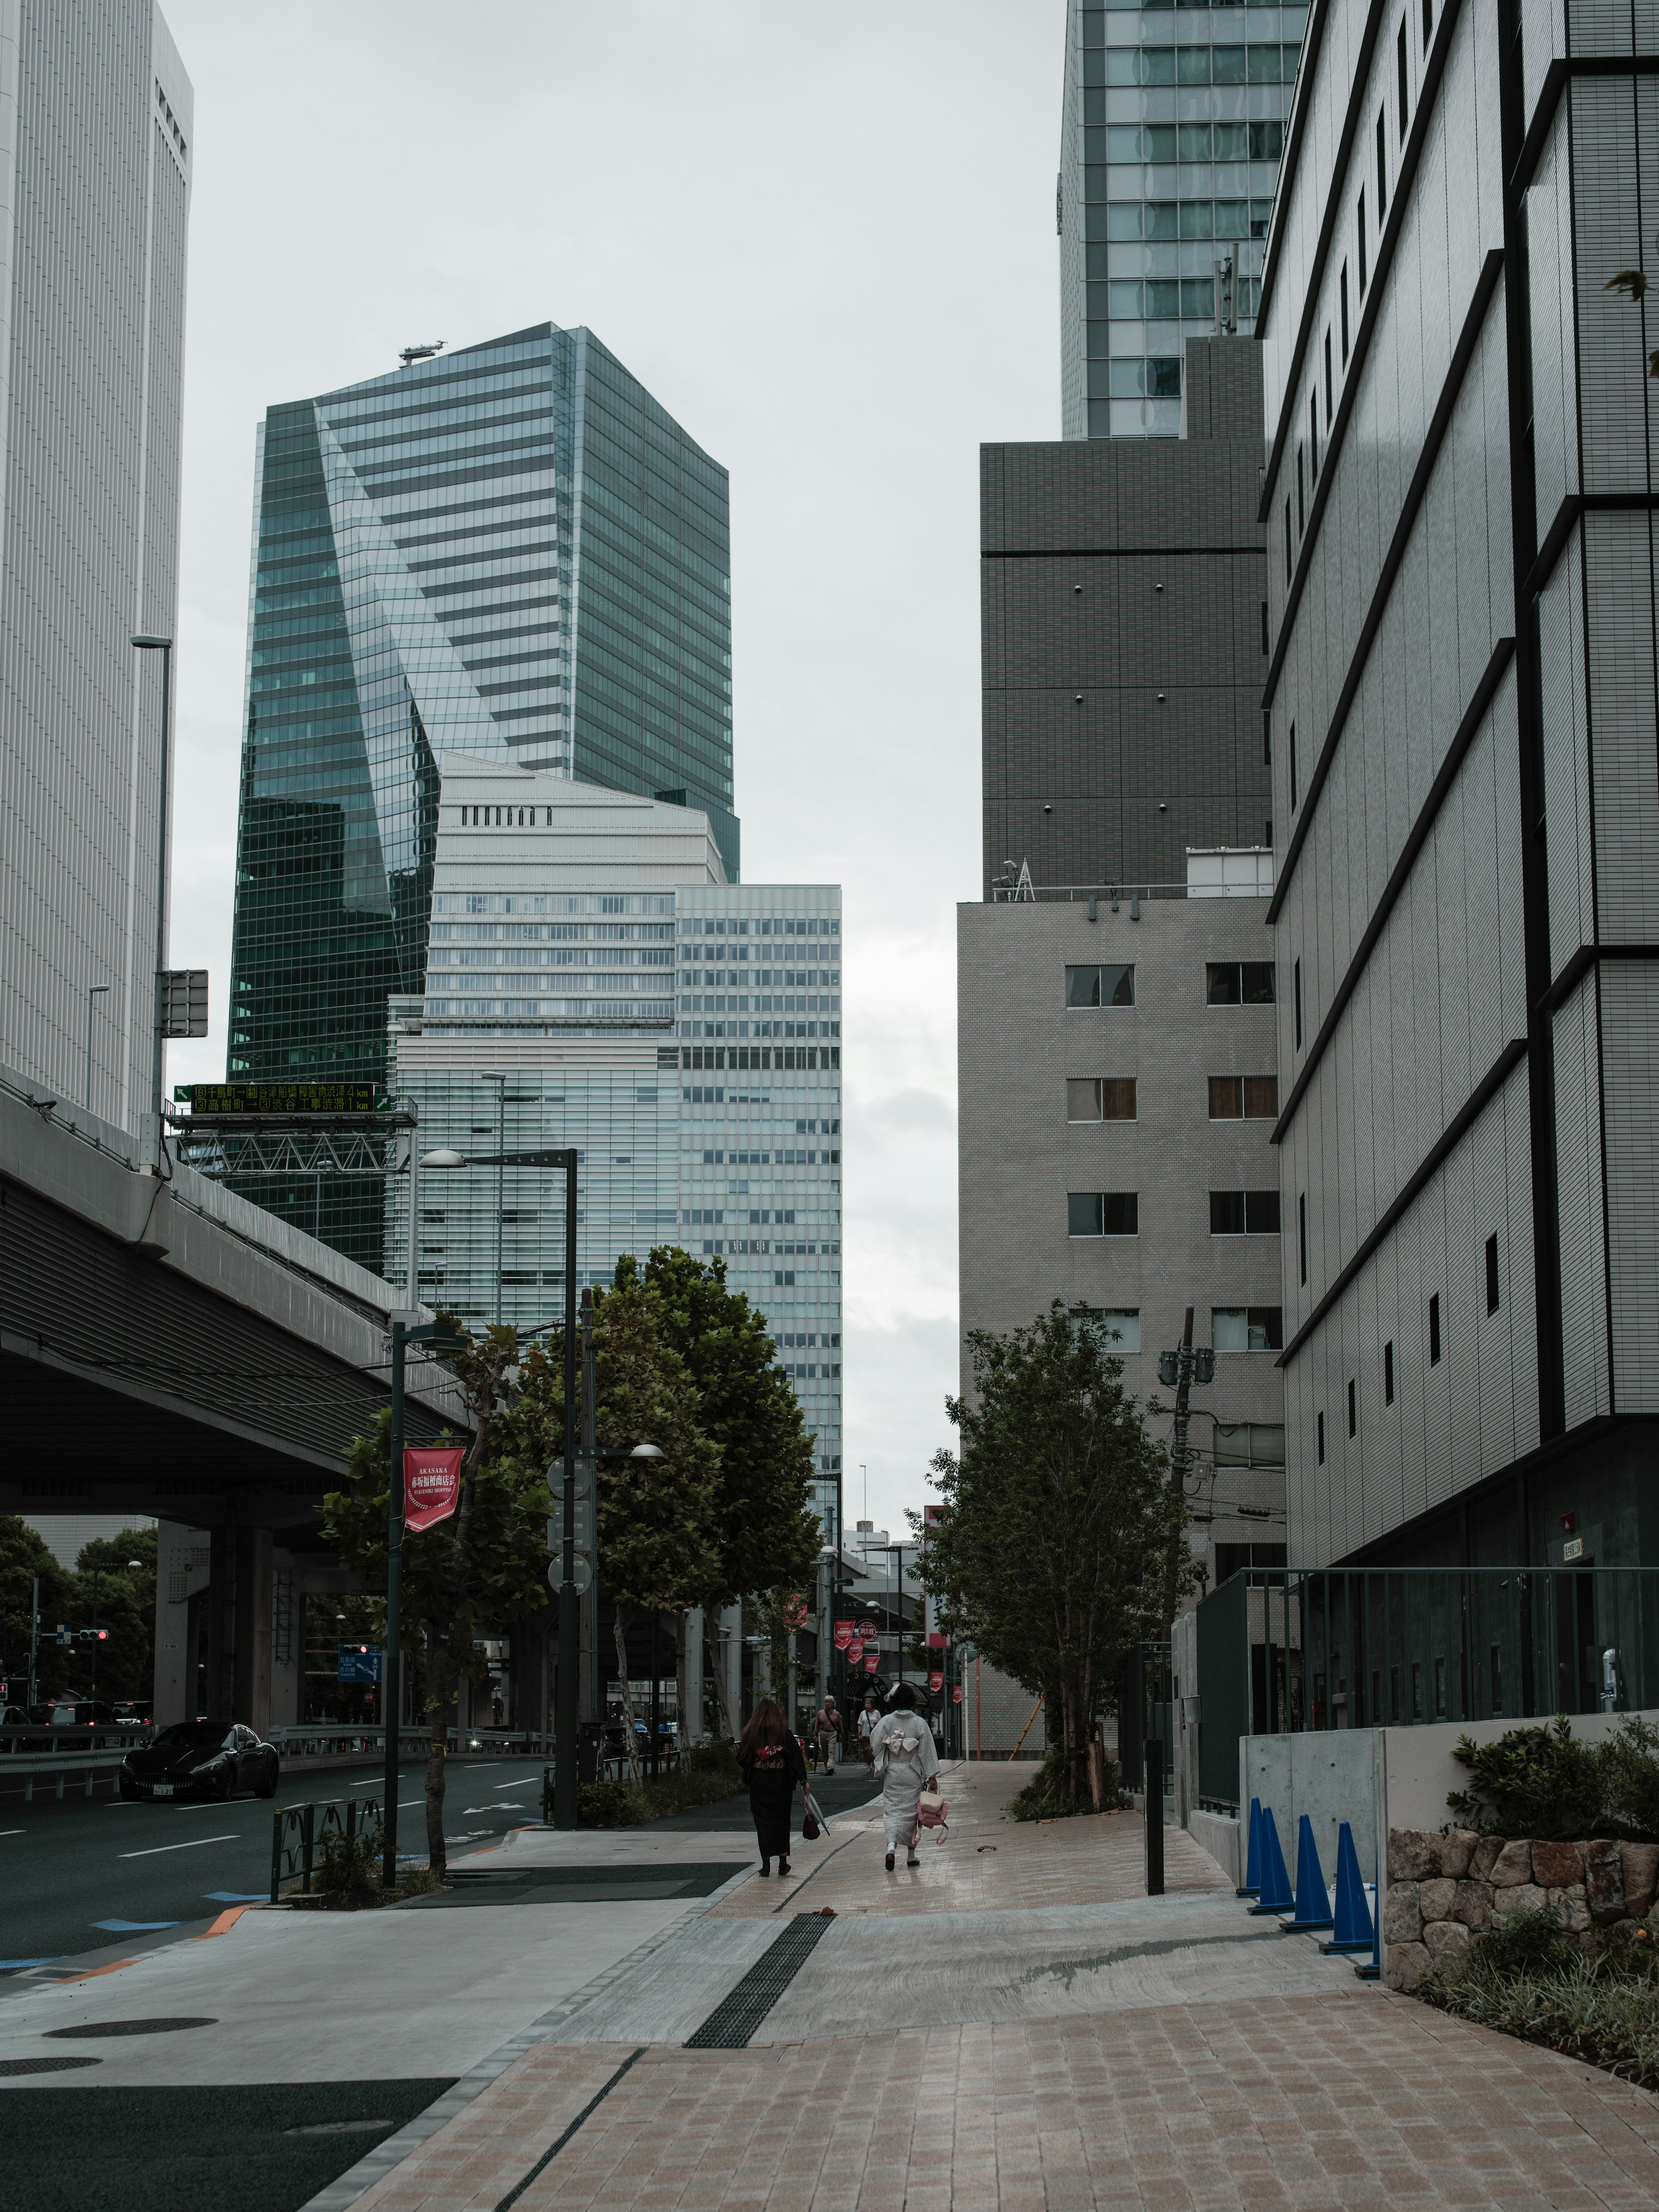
[497,1271,721,1785]
[71,1529,157,1705]
[619,1247,820,1735]
[919,1301,1194,1805]
[0,1517,70,1705]
[323,1322,547,1870]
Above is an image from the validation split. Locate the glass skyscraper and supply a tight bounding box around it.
[226,322,736,1113]
[1059,0,1306,437]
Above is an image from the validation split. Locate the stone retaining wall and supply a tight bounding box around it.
[1384,1826,1659,1990]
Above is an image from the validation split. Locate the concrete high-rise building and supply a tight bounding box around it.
[1262,0,1659,1576]
[963,342,1284,1593]
[1059,0,1306,439]
[388,766,844,1544]
[0,3,191,1132]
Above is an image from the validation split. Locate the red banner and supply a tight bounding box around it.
[783,1591,808,1631]
[404,1446,464,1533]
[833,1619,855,1650]
[845,1639,864,1666]
[952,1684,963,1704]
[928,1671,944,1693]
[863,1649,880,1672]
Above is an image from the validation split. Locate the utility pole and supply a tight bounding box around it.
[28,1576,39,1710]
[1157,1305,1214,1630]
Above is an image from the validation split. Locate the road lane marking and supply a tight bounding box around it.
[119,1834,238,1858]
[0,1829,25,1837]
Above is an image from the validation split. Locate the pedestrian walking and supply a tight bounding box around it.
[737,1696,807,1877]
[868,1682,940,1871]
[856,1694,879,1766]
[814,1694,843,1775]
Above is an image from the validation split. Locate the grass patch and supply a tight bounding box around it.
[1007,1745,1125,1822]
[1420,1905,1659,2086]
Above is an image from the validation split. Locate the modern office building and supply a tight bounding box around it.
[0,2,191,1132]
[1059,0,1307,438]
[982,340,1274,898]
[386,762,843,1544]
[1262,0,1659,1572]
[964,341,1284,1592]
[224,321,733,1260]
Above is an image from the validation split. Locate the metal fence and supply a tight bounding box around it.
[1117,1640,1174,1792]
[270,1791,383,1901]
[1192,1566,1659,1810]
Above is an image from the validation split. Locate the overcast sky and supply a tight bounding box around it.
[159,0,1066,1543]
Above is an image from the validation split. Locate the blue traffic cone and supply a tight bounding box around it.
[1247,1807,1294,1913]
[1354,1847,1382,1980]
[1321,1821,1373,1952]
[1283,1814,1335,1931]
[1237,1797,1262,1897]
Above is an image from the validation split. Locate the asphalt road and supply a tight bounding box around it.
[0,1755,549,1968]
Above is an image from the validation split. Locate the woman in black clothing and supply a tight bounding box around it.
[737,1696,807,1876]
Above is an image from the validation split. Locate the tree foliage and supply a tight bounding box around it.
[918,1301,1194,1803]
[71,1528,158,1703]
[0,1517,70,1703]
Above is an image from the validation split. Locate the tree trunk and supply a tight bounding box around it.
[1088,1723,1107,1811]
[706,1606,735,1740]
[612,1609,644,1787]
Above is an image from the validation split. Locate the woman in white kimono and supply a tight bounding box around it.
[868,1682,940,1871]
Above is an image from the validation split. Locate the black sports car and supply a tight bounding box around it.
[119,1721,280,1802]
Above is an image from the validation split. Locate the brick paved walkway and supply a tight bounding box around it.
[341,1762,1659,2212]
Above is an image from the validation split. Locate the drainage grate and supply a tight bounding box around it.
[44,2016,217,2040]
[683,1914,835,2048]
[0,2056,102,2074]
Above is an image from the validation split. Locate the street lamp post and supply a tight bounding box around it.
[382,1313,468,1889]
[130,634,173,1165]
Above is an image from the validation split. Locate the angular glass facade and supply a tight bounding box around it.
[226,324,734,1262]
[1060,0,1307,438]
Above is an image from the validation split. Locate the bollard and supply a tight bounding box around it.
[1237,1796,1263,1897]
[1282,1814,1335,1932]
[1144,1739,1164,1896]
[1322,1821,1375,1953]
[1248,1807,1294,1914]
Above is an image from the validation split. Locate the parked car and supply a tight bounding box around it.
[44,1700,118,1728]
[119,1721,280,1802]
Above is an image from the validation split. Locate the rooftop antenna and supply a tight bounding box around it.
[400,340,445,368]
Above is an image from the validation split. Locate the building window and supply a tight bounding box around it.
[1310,392,1319,482]
[1299,1192,1308,1284]
[1297,444,1305,531]
[1068,1077,1136,1121]
[1340,264,1350,362]
[1384,1339,1395,1403]
[1206,961,1275,1004]
[1214,1421,1287,1468]
[1072,1306,1141,1351]
[1210,1189,1281,1234]
[1262,707,1272,760]
[1068,1191,1138,1237]
[1293,958,1303,1047]
[1429,1291,1441,1363]
[1324,329,1333,424]
[1377,111,1388,215]
[1358,188,1368,293]
[1289,721,1298,810]
[1424,0,1433,38]
[1261,603,1270,658]
[1208,1075,1278,1118]
[1066,962,1135,1007]
[1285,498,1293,582]
[1317,1410,1326,1463]
[1213,1306,1284,1351]
[1397,21,1409,135]
[1348,1377,1357,1436]
[1485,1233,1500,1313]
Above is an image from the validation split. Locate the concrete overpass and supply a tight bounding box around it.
[0,1060,468,1732]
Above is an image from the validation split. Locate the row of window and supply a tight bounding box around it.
[1091,120,1284,162]
[1091,198,1273,241]
[1068,1306,1285,1352]
[1087,42,1302,85]
[1312,1253,1501,1462]
[1065,960,1276,1007]
[683,918,839,938]
[1283,1,1433,586]
[1065,1074,1278,1120]
[681,969,839,988]
[1067,1188,1280,1236]
[1095,275,1261,324]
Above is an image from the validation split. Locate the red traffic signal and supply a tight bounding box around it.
[95,1629,108,1641]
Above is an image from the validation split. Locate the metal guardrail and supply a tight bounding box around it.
[270,1791,383,1902]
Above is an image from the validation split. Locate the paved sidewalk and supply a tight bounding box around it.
[334,1760,1659,2211]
